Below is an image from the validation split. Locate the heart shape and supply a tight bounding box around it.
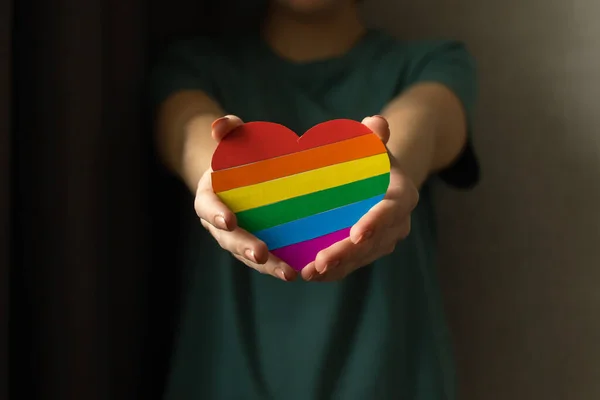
[211,119,391,271]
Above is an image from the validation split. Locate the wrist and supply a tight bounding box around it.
[181,115,219,193]
[386,124,437,189]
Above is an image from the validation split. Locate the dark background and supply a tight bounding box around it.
[4,1,598,400]
[2,0,266,399]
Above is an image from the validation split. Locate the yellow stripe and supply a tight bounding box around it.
[217,153,390,213]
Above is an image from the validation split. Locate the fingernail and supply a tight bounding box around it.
[214,215,228,230]
[211,116,229,131]
[356,230,372,244]
[275,267,287,281]
[372,115,386,121]
[305,271,315,281]
[321,260,339,274]
[244,249,257,263]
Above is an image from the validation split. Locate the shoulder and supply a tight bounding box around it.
[149,34,259,106]
[363,30,477,107]
[353,30,477,112]
[362,31,480,189]
[362,30,475,74]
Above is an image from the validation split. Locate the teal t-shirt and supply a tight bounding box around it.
[151,30,477,400]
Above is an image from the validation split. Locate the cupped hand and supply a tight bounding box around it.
[195,115,297,282]
[300,115,420,282]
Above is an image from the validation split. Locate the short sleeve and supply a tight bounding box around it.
[405,41,480,189]
[148,37,219,110]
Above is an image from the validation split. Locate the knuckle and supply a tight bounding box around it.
[262,263,278,277]
[232,240,246,256]
[314,253,332,270]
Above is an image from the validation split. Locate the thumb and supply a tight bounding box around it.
[211,115,244,142]
[361,115,390,145]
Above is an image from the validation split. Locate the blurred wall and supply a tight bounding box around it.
[362,1,600,399]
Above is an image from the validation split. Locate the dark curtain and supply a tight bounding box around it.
[1,0,11,398]
[4,0,263,399]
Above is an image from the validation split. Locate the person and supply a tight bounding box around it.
[150,0,479,398]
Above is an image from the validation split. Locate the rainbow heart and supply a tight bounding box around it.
[211,119,391,271]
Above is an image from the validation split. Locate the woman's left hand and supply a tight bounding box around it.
[300,116,420,282]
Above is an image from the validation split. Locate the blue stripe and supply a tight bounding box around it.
[254,194,384,250]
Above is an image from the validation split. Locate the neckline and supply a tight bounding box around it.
[256,29,378,70]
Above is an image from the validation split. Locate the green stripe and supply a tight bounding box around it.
[236,173,390,233]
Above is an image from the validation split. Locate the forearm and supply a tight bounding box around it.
[382,82,468,188]
[155,90,224,192]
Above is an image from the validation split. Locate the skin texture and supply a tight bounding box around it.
[154,0,467,282]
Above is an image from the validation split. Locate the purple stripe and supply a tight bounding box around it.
[271,228,351,271]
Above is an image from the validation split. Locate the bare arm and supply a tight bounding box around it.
[304,83,470,280]
[382,82,469,188]
[154,89,296,281]
[155,90,226,192]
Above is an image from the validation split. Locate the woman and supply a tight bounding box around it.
[151,0,479,398]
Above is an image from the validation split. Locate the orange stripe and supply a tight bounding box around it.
[212,134,386,193]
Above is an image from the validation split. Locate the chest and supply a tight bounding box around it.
[212,59,404,134]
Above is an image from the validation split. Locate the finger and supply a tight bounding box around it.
[349,169,419,244]
[262,253,298,281]
[306,256,357,282]
[195,172,237,231]
[302,262,332,282]
[302,261,346,282]
[233,253,297,282]
[313,237,375,274]
[316,226,400,281]
[211,115,244,142]
[318,238,366,274]
[201,219,270,264]
[301,262,318,281]
[349,198,398,244]
[361,115,390,144]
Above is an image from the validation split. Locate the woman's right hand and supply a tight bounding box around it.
[195,115,297,282]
